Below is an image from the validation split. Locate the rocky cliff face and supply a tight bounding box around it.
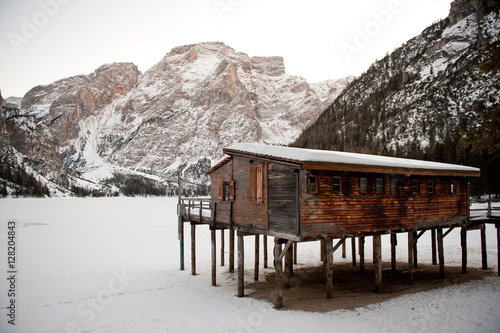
[0,92,9,157]
[293,0,500,166]
[4,43,352,191]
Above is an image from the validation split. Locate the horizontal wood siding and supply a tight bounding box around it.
[268,163,298,234]
[209,161,232,222]
[300,171,468,237]
[232,157,267,227]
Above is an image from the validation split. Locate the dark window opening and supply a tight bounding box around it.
[332,177,341,193]
[308,175,318,193]
[360,178,367,194]
[376,178,383,194]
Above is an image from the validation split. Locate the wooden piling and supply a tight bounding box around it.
[211,228,216,286]
[238,233,244,297]
[274,239,283,309]
[461,226,467,274]
[229,229,235,273]
[220,228,225,267]
[284,243,293,288]
[373,234,382,293]
[481,224,488,270]
[342,240,346,259]
[408,231,414,284]
[191,223,196,275]
[413,231,418,268]
[263,235,268,268]
[437,227,445,279]
[497,223,500,277]
[325,237,334,299]
[351,237,356,267]
[359,236,365,274]
[431,228,437,265]
[391,233,397,273]
[321,239,327,272]
[254,234,260,281]
[293,242,298,265]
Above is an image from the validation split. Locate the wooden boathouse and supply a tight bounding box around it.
[177,143,498,308]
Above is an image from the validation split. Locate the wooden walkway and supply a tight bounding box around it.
[177,197,500,307]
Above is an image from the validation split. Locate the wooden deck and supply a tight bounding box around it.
[177,197,500,308]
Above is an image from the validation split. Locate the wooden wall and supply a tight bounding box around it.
[210,157,470,239]
[299,170,469,237]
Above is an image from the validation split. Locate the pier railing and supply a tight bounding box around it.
[469,198,500,221]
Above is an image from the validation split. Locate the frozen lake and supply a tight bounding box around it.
[1,197,499,332]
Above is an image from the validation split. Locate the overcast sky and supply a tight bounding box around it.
[0,0,453,98]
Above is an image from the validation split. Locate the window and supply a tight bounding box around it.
[219,181,235,202]
[450,180,456,194]
[412,180,419,194]
[332,177,341,193]
[360,178,367,194]
[307,175,318,193]
[250,165,263,203]
[428,180,435,194]
[376,178,383,194]
[390,179,398,194]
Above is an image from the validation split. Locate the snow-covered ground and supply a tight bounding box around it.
[0,197,499,333]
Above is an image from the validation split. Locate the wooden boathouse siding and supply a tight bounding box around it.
[298,170,469,237]
[180,143,491,308]
[208,144,476,240]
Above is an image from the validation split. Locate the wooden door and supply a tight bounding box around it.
[267,163,299,235]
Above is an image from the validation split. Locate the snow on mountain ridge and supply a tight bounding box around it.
[5,42,353,188]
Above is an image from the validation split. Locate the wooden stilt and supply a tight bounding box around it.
[373,234,382,293]
[461,226,467,274]
[342,240,346,259]
[437,227,445,279]
[191,223,196,275]
[359,236,365,274]
[326,237,334,299]
[263,235,268,268]
[351,237,356,267]
[293,242,297,265]
[254,234,260,281]
[284,243,293,288]
[496,223,500,277]
[481,224,488,270]
[321,239,327,272]
[431,228,437,265]
[229,229,235,273]
[179,220,184,271]
[408,231,414,284]
[274,239,283,309]
[391,233,397,273]
[413,231,418,268]
[211,228,216,286]
[220,228,225,267]
[238,233,244,297]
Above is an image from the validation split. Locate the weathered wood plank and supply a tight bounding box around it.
[326,237,334,299]
[274,240,284,309]
[238,234,244,297]
[373,235,382,293]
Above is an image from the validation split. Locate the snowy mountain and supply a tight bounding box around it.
[292,0,500,194]
[1,42,352,195]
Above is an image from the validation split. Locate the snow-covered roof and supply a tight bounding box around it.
[219,143,480,176]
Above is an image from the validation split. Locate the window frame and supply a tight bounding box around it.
[360,177,368,194]
[450,180,456,194]
[376,178,383,194]
[390,178,398,194]
[307,175,318,194]
[412,179,419,194]
[332,176,342,194]
[428,179,435,194]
